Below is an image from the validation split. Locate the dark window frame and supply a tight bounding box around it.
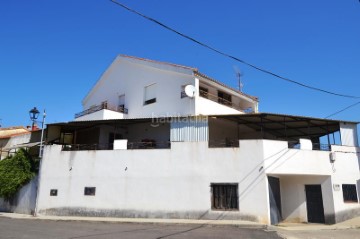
[84,187,96,196]
[342,184,358,203]
[217,91,232,106]
[211,183,239,211]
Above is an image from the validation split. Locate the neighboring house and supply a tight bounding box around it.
[0,126,41,160]
[0,126,41,214]
[74,55,258,121]
[35,56,360,225]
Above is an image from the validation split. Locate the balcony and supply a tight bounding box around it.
[199,90,253,113]
[75,104,128,119]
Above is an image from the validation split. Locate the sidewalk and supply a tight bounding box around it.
[1,212,359,231]
[273,217,360,231]
[0,212,265,228]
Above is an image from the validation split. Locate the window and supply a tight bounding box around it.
[342,184,358,203]
[211,183,238,210]
[84,187,96,196]
[50,189,58,196]
[101,101,108,109]
[144,84,156,105]
[199,87,208,98]
[218,91,232,106]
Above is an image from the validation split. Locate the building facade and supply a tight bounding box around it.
[35,56,360,225]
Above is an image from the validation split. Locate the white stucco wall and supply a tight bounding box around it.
[263,140,360,223]
[330,145,360,221]
[36,139,360,224]
[279,176,334,223]
[195,97,243,116]
[263,140,333,175]
[0,177,37,214]
[37,141,270,223]
[82,57,196,119]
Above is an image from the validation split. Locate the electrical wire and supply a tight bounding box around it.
[325,101,360,119]
[110,0,360,99]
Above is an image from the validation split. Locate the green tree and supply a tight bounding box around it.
[0,148,38,200]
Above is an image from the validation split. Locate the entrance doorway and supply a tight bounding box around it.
[305,185,325,223]
[268,176,282,225]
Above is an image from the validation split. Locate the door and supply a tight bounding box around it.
[268,176,282,225]
[305,185,325,223]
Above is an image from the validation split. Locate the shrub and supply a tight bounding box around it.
[0,148,38,200]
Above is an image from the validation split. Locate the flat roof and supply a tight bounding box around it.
[210,113,358,140]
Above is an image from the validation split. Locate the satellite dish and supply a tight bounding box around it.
[184,85,196,98]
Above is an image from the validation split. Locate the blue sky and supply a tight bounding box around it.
[0,0,359,128]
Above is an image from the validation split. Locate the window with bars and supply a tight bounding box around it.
[211,183,239,210]
[342,184,358,203]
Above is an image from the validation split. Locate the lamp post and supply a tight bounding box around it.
[29,107,46,158]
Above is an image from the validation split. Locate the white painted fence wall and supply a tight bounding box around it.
[0,177,37,215]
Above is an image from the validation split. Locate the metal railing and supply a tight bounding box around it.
[75,103,128,118]
[199,90,253,113]
[288,141,331,151]
[127,141,171,149]
[61,141,171,151]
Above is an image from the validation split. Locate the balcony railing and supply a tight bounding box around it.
[75,103,128,118]
[288,141,331,151]
[61,141,171,151]
[199,90,253,113]
[209,139,239,148]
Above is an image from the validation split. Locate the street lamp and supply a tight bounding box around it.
[29,107,40,129]
[29,107,46,158]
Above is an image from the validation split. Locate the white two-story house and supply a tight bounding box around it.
[36,55,360,225]
[75,55,258,121]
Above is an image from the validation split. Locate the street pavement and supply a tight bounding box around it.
[0,217,280,239]
[0,212,359,239]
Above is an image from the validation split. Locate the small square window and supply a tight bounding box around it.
[50,189,58,196]
[342,184,358,203]
[211,183,238,210]
[84,187,96,196]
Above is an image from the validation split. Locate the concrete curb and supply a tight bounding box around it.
[0,212,266,229]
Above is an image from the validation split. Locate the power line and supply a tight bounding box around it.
[325,101,360,119]
[110,0,360,99]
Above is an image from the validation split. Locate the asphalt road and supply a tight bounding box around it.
[0,217,281,239]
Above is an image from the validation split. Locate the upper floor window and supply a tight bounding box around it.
[101,101,108,109]
[199,87,209,98]
[144,83,156,105]
[218,91,232,106]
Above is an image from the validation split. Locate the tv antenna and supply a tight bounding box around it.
[233,66,244,92]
